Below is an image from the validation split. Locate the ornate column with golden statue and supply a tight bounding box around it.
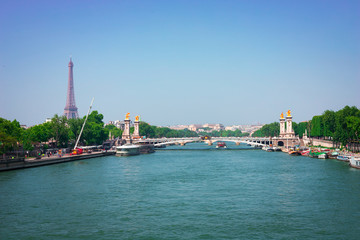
[133,115,140,139]
[122,112,131,142]
[279,112,286,137]
[286,110,295,137]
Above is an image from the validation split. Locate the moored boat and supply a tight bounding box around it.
[309,149,327,158]
[318,153,328,159]
[139,144,155,154]
[337,155,350,162]
[329,151,339,159]
[262,146,274,151]
[216,142,227,148]
[301,150,310,156]
[349,156,360,169]
[273,147,282,152]
[116,144,140,156]
[289,150,301,156]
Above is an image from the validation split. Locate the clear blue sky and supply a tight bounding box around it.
[1,0,359,126]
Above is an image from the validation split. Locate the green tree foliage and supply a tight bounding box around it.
[307,106,360,146]
[200,129,249,137]
[347,116,360,142]
[310,115,323,137]
[139,122,156,138]
[27,123,52,143]
[68,118,84,144]
[49,114,69,147]
[322,110,336,137]
[333,106,360,145]
[104,124,123,138]
[139,122,198,138]
[0,118,23,154]
[1,110,113,154]
[252,122,279,137]
[293,122,308,138]
[82,111,108,145]
[21,122,53,151]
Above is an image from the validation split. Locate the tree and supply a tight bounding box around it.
[139,122,156,138]
[252,123,279,137]
[0,131,18,154]
[310,115,323,137]
[322,110,336,137]
[293,122,308,138]
[81,111,108,145]
[68,118,84,144]
[104,124,123,138]
[28,123,51,143]
[333,106,360,145]
[347,116,360,143]
[0,118,23,155]
[49,114,69,147]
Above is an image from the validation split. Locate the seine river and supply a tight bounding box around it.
[1,143,360,239]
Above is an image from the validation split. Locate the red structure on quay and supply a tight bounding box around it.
[64,58,79,119]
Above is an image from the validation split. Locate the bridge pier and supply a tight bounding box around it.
[235,142,240,146]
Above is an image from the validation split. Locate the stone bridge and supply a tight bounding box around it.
[134,137,272,147]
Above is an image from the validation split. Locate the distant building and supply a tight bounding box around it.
[225,126,236,131]
[203,123,225,131]
[188,124,203,132]
[169,125,189,131]
[106,120,132,130]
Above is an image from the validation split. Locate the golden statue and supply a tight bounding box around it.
[280,112,284,119]
[125,112,130,120]
[135,116,139,121]
[287,110,291,116]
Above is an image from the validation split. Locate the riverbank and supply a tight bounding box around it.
[0,151,115,172]
[278,146,360,170]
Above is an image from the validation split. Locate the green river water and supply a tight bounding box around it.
[1,143,360,239]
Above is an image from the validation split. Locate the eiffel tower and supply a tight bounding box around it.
[64,58,79,119]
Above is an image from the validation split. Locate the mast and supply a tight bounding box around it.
[74,97,94,149]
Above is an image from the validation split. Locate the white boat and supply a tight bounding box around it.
[318,153,327,159]
[116,144,140,156]
[337,155,350,162]
[349,156,360,169]
[262,146,274,152]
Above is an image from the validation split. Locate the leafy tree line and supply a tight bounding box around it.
[252,121,310,138]
[138,122,249,138]
[252,122,280,137]
[1,116,250,155]
[0,111,109,154]
[0,118,22,155]
[309,106,360,146]
[3,105,357,154]
[138,122,199,138]
[199,129,249,137]
[252,106,360,147]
